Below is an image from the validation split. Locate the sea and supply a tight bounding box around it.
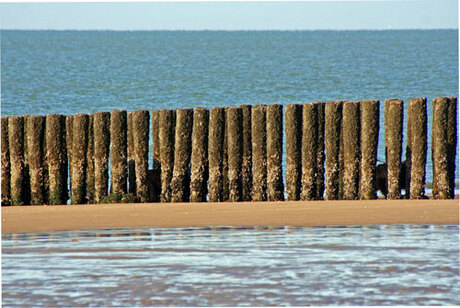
[1,30,459,306]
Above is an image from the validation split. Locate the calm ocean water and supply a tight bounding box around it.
[2,225,459,306]
[1,30,459,184]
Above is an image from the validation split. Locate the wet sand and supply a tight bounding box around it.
[2,199,458,234]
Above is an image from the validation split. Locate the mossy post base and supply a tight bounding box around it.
[408,97,427,199]
[227,107,243,202]
[208,107,225,202]
[251,105,267,201]
[110,110,128,196]
[301,103,318,201]
[190,107,209,202]
[342,101,360,200]
[285,104,302,201]
[359,100,379,200]
[47,114,68,205]
[171,109,193,202]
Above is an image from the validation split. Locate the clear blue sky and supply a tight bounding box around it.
[0,1,457,30]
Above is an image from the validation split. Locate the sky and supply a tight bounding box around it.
[0,1,458,31]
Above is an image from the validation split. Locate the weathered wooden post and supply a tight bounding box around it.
[409,97,427,199]
[222,108,229,201]
[110,110,128,196]
[251,104,267,201]
[405,105,412,198]
[384,99,403,199]
[71,114,89,204]
[86,115,95,203]
[46,114,68,205]
[190,107,209,202]
[227,107,243,202]
[159,109,176,202]
[447,97,457,198]
[432,97,449,199]
[325,101,342,200]
[301,103,318,200]
[315,102,326,200]
[26,115,47,205]
[151,109,161,201]
[266,104,284,201]
[132,110,150,202]
[171,108,193,202]
[359,100,379,200]
[342,101,360,200]
[239,104,253,201]
[93,112,110,202]
[65,115,73,199]
[8,117,25,205]
[1,117,11,205]
[23,115,31,205]
[127,112,136,195]
[285,104,302,201]
[208,107,225,202]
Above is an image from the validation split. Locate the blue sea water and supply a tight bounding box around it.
[1,30,459,184]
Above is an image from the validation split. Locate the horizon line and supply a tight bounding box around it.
[2,27,458,31]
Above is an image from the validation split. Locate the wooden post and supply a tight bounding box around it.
[432,97,449,199]
[266,104,284,201]
[159,109,176,202]
[65,116,73,200]
[8,116,25,205]
[251,104,267,201]
[405,104,412,198]
[26,115,47,205]
[342,101,360,200]
[1,117,11,205]
[190,107,209,202]
[222,108,229,201]
[239,104,253,201]
[301,103,318,200]
[71,114,89,204]
[315,102,326,200]
[171,109,193,202]
[46,114,68,205]
[409,97,427,199]
[447,97,457,198]
[110,110,128,196]
[227,107,243,202]
[359,100,379,200]
[86,115,95,203]
[285,104,302,201]
[208,107,225,202]
[151,109,161,201]
[325,101,342,200]
[127,112,136,195]
[93,112,111,202]
[384,99,403,199]
[132,110,150,202]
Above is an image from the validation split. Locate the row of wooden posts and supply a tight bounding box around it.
[0,96,457,206]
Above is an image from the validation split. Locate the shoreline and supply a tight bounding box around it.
[2,199,458,234]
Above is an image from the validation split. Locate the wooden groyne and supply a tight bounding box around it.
[1,97,457,206]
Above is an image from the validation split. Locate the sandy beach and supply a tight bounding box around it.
[2,199,458,234]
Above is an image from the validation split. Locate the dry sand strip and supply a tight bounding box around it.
[2,199,459,234]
